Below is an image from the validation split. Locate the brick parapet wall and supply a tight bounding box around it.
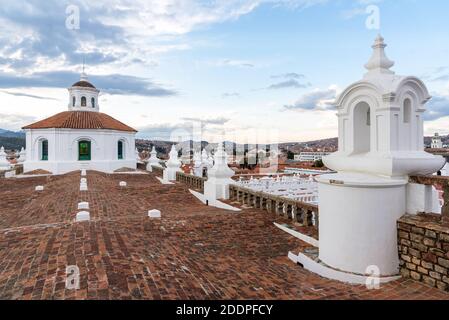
[398,214,449,291]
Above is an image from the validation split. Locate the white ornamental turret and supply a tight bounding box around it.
[201,149,208,163]
[163,145,182,182]
[193,151,203,177]
[0,147,10,170]
[146,146,162,171]
[136,148,142,163]
[313,36,445,281]
[18,147,26,164]
[204,143,235,201]
[207,153,214,168]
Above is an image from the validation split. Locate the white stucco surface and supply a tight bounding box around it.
[24,128,136,174]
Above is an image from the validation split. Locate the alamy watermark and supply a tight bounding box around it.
[365,5,380,30]
[66,265,80,290]
[66,5,80,30]
[365,265,381,290]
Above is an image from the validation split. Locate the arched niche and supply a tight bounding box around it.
[403,98,412,124]
[353,101,372,155]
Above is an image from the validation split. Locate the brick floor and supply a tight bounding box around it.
[0,171,448,300]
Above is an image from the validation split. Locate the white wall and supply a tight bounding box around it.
[318,178,406,276]
[24,128,136,174]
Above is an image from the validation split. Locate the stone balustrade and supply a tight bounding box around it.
[409,175,449,223]
[151,165,164,177]
[176,171,206,192]
[229,184,319,228]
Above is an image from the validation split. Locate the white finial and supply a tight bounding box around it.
[80,58,88,81]
[0,146,10,170]
[364,34,395,75]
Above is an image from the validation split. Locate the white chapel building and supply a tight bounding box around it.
[22,72,137,174]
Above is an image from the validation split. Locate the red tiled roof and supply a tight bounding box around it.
[22,111,137,132]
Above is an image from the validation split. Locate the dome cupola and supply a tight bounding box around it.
[68,71,100,112]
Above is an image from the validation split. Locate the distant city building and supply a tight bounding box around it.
[284,167,334,175]
[431,133,443,149]
[294,152,330,162]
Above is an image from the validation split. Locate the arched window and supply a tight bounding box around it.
[81,96,86,107]
[403,98,411,123]
[72,96,76,107]
[118,141,124,160]
[78,140,91,161]
[91,97,95,108]
[41,139,48,161]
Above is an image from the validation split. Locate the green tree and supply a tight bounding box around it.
[313,159,324,168]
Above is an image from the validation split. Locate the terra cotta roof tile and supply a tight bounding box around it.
[22,111,137,132]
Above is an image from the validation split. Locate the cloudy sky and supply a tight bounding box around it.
[0,0,449,143]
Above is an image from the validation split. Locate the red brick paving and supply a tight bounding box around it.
[0,171,448,300]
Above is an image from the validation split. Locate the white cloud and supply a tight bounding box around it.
[0,113,36,131]
[283,85,338,111]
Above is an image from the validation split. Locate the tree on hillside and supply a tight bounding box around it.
[313,159,324,168]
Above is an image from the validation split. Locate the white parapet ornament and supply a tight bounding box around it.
[315,35,445,279]
[78,202,89,210]
[162,144,182,182]
[193,151,203,177]
[0,146,10,171]
[76,211,90,222]
[203,143,235,201]
[17,147,26,164]
[148,209,161,218]
[35,185,44,191]
[146,146,162,172]
[136,148,142,163]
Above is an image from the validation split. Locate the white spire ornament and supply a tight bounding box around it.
[193,151,202,177]
[0,147,11,170]
[18,147,26,164]
[146,146,162,171]
[136,148,142,163]
[162,144,182,182]
[204,143,235,201]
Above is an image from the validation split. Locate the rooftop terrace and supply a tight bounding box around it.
[0,171,448,300]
